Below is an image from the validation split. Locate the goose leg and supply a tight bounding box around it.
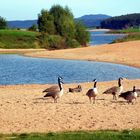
[115,95,117,100]
[113,95,115,100]
[89,97,91,103]
[93,97,95,104]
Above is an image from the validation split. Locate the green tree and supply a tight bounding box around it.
[37,5,89,49]
[0,16,7,29]
[38,9,55,34]
[75,22,90,46]
[28,24,37,31]
[49,5,75,39]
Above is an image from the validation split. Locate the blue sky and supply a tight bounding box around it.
[0,0,140,20]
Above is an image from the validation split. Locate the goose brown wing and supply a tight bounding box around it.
[43,85,60,93]
[119,91,132,98]
[86,89,94,96]
[44,92,57,98]
[103,86,118,94]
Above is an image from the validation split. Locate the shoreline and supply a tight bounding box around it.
[23,40,140,69]
[0,41,140,69]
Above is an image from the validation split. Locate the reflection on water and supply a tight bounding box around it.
[0,55,140,85]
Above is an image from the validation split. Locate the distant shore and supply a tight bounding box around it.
[87,29,110,32]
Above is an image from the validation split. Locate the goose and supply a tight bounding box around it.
[69,85,82,93]
[103,77,123,100]
[86,79,98,104]
[43,76,64,103]
[119,86,137,104]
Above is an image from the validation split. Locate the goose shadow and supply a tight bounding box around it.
[111,100,127,104]
[65,101,85,105]
[33,97,54,104]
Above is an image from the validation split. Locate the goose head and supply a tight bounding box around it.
[133,86,136,92]
[93,79,97,82]
[58,76,64,84]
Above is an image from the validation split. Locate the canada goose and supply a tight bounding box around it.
[119,86,137,104]
[69,85,82,93]
[86,79,98,104]
[43,76,64,103]
[103,77,123,100]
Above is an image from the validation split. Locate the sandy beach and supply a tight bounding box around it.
[0,40,140,134]
[0,79,140,134]
[24,40,140,68]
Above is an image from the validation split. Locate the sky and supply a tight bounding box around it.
[0,0,140,21]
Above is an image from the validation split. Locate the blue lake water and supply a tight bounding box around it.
[89,30,125,46]
[0,55,140,85]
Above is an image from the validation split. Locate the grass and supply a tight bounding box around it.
[0,29,43,49]
[108,28,140,34]
[108,28,140,43]
[112,33,140,43]
[0,130,140,140]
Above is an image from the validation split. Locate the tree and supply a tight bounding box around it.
[75,22,90,46]
[37,5,90,49]
[49,5,75,38]
[0,16,7,29]
[28,24,37,31]
[38,9,55,34]
[101,13,140,29]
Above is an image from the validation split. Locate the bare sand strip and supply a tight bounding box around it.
[0,79,140,134]
[24,40,140,68]
[0,41,140,134]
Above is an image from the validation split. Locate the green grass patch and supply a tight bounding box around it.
[108,28,140,43]
[1,130,140,140]
[0,29,42,49]
[108,28,140,34]
[112,33,140,43]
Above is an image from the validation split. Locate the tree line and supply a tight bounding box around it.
[0,5,89,49]
[101,13,140,29]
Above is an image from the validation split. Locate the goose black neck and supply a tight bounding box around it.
[133,86,136,92]
[118,78,121,87]
[94,81,97,88]
[58,79,62,90]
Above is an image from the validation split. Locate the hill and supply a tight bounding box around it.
[75,14,111,28]
[101,13,140,29]
[7,20,37,29]
[7,14,111,29]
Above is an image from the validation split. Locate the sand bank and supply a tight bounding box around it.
[24,40,140,68]
[0,79,140,134]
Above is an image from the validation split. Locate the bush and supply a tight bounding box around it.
[48,35,66,49]
[66,38,80,48]
[0,16,7,29]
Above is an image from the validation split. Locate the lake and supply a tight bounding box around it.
[0,55,140,85]
[89,30,125,46]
